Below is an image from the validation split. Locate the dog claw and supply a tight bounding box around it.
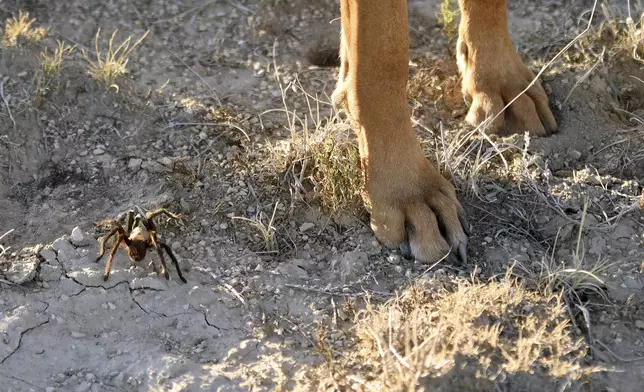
[458,243,468,264]
[399,242,413,260]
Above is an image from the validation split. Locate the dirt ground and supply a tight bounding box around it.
[1,0,643,391]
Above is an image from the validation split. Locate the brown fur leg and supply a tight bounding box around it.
[338,0,468,263]
[457,0,557,136]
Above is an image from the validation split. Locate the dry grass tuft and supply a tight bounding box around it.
[265,61,364,214]
[308,275,602,391]
[568,5,643,65]
[232,202,279,252]
[514,200,614,305]
[0,229,14,257]
[597,5,643,63]
[39,41,75,74]
[270,117,364,214]
[2,10,48,47]
[84,28,149,91]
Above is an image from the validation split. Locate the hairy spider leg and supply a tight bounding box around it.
[125,210,136,233]
[95,227,122,262]
[160,242,187,283]
[103,233,124,281]
[149,232,170,280]
[146,208,183,222]
[134,205,147,218]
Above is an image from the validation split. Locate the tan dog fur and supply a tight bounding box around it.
[332,0,557,263]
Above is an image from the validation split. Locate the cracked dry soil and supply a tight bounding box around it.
[1,0,644,391]
[3,233,308,391]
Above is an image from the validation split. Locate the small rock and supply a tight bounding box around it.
[39,248,57,264]
[180,199,191,214]
[71,332,86,338]
[46,388,55,392]
[93,148,105,155]
[114,372,125,385]
[40,264,63,281]
[567,148,582,160]
[635,320,644,330]
[171,241,181,250]
[276,259,309,279]
[128,158,143,171]
[70,227,85,245]
[335,250,368,283]
[158,157,173,167]
[299,222,315,233]
[3,252,40,284]
[199,131,208,140]
[51,238,79,261]
[75,381,91,392]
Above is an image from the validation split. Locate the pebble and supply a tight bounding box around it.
[70,227,84,244]
[159,157,173,166]
[75,381,91,392]
[635,320,644,330]
[46,388,55,392]
[299,222,315,233]
[567,148,582,160]
[39,248,57,263]
[93,148,105,155]
[71,332,86,338]
[114,372,125,385]
[128,158,143,171]
[171,241,181,250]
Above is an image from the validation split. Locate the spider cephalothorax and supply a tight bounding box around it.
[95,206,187,283]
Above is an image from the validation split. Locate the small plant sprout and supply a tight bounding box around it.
[232,202,280,252]
[84,28,150,92]
[39,41,75,74]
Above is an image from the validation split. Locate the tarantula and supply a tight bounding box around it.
[95,206,187,283]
